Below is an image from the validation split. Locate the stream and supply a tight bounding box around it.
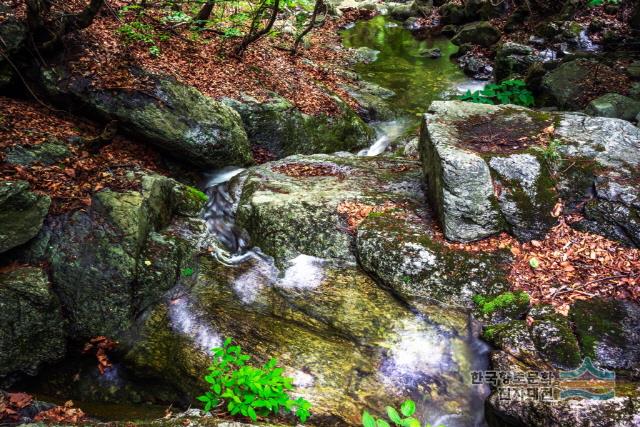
[23,15,492,427]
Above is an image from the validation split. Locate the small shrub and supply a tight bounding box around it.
[459,79,534,107]
[534,138,563,170]
[472,291,530,316]
[362,399,444,427]
[198,337,312,424]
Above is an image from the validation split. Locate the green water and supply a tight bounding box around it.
[341,16,474,123]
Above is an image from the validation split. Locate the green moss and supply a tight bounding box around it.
[473,291,530,316]
[185,186,208,203]
[570,299,626,359]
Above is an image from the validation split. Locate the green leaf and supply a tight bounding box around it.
[400,400,416,417]
[377,420,391,427]
[247,406,257,421]
[362,411,377,427]
[402,418,421,427]
[529,257,540,268]
[386,407,402,424]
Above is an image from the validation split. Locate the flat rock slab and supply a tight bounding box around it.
[420,101,640,244]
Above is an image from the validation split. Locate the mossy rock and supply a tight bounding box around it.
[451,21,501,47]
[472,291,530,323]
[4,141,70,166]
[31,173,209,339]
[40,69,252,169]
[0,180,50,254]
[570,298,640,377]
[482,320,544,368]
[529,304,581,370]
[0,267,67,387]
[356,210,511,309]
[223,92,373,159]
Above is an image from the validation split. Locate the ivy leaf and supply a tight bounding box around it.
[386,407,402,424]
[362,411,377,427]
[400,400,416,417]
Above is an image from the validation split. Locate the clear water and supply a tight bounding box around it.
[341,15,476,124]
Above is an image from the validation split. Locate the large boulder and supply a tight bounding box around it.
[223,92,373,158]
[586,93,640,122]
[27,173,209,339]
[484,299,640,426]
[125,256,486,426]
[540,59,618,110]
[419,101,558,242]
[0,180,50,253]
[0,267,66,387]
[451,21,501,47]
[420,101,640,244]
[570,298,640,378]
[40,69,252,168]
[236,154,422,265]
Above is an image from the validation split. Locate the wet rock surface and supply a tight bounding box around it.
[22,173,209,340]
[0,180,51,254]
[223,92,373,158]
[0,267,67,388]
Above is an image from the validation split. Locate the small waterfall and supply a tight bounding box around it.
[577,29,600,52]
[358,119,411,157]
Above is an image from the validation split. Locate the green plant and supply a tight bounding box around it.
[472,291,530,315]
[534,138,563,170]
[197,338,312,423]
[362,400,444,427]
[459,79,534,107]
[588,0,618,6]
[181,267,194,277]
[117,20,164,56]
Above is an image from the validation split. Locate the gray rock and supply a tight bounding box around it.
[555,115,640,169]
[541,59,610,109]
[0,267,66,387]
[495,42,538,81]
[487,391,640,427]
[458,52,494,80]
[0,180,50,254]
[29,174,207,339]
[348,46,380,64]
[40,69,252,169]
[4,141,70,166]
[586,93,640,122]
[570,298,640,377]
[419,101,640,243]
[419,101,557,242]
[356,210,510,309]
[419,47,442,58]
[489,154,557,241]
[236,154,421,264]
[452,21,501,47]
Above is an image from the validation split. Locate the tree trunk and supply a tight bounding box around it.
[292,0,325,55]
[631,0,640,30]
[195,1,215,27]
[26,0,105,51]
[234,0,280,57]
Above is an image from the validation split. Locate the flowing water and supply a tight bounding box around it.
[342,15,485,155]
[167,15,493,426]
[26,15,492,424]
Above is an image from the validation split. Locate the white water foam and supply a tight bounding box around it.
[168,296,221,352]
[277,255,326,289]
